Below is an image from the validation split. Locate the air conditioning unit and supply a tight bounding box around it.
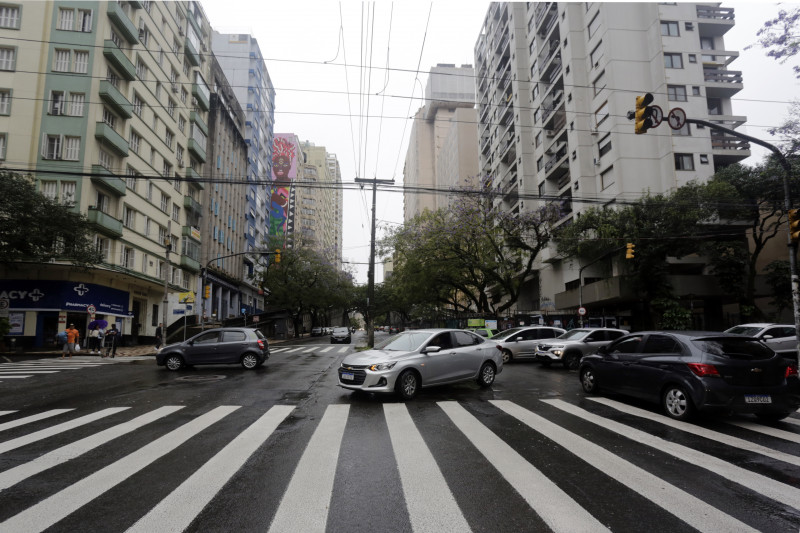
[545,130,555,138]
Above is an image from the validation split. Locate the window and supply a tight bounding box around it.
[588,12,600,39]
[180,87,187,104]
[138,22,150,46]
[95,236,110,261]
[594,100,609,127]
[592,70,606,96]
[590,40,604,68]
[178,115,186,133]
[73,51,88,73]
[57,8,74,30]
[692,86,701,96]
[601,166,614,189]
[136,58,148,80]
[125,166,138,191]
[167,99,175,118]
[98,148,114,170]
[667,85,687,102]
[642,335,682,354]
[0,47,15,70]
[106,67,119,88]
[674,153,694,170]
[176,145,184,166]
[0,89,9,114]
[158,225,167,245]
[707,98,722,115]
[61,181,76,205]
[102,108,117,129]
[699,154,709,165]
[165,129,173,148]
[162,161,172,177]
[122,245,135,269]
[664,53,683,69]
[63,136,80,160]
[96,192,109,214]
[77,9,92,32]
[160,192,169,212]
[660,20,679,36]
[41,181,58,200]
[688,54,697,63]
[43,134,62,159]
[123,205,135,229]
[132,94,143,117]
[0,5,20,29]
[129,131,141,153]
[69,92,84,116]
[110,29,122,49]
[172,203,180,222]
[685,22,694,31]
[54,49,70,71]
[147,183,154,202]
[672,123,691,136]
[50,91,64,115]
[598,134,612,157]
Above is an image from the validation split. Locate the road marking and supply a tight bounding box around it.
[586,397,800,466]
[385,403,471,533]
[129,405,294,533]
[318,347,335,353]
[283,347,306,353]
[498,400,758,533]
[440,401,607,533]
[784,417,800,427]
[268,404,349,533]
[0,408,130,455]
[543,399,800,511]
[0,371,59,374]
[0,411,16,417]
[0,375,32,379]
[727,420,800,444]
[0,407,184,491]
[337,347,349,353]
[0,409,73,433]
[269,347,290,353]
[0,406,240,533]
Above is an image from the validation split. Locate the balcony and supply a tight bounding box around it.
[99,80,132,119]
[94,122,129,157]
[704,69,743,98]
[186,167,205,190]
[192,77,210,111]
[544,145,569,181]
[711,134,751,165]
[188,138,206,163]
[102,40,136,80]
[107,2,139,43]
[180,254,200,273]
[190,110,208,135]
[184,37,201,67]
[182,225,201,241]
[87,207,123,238]
[183,195,202,215]
[697,5,735,37]
[700,49,739,67]
[91,165,126,197]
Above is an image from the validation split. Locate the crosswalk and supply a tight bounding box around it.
[0,398,797,532]
[270,345,352,354]
[0,357,150,382]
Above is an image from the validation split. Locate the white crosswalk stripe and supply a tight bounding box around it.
[0,358,145,382]
[0,398,797,532]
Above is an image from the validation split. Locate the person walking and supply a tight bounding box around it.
[104,324,119,358]
[155,323,164,350]
[63,324,79,358]
[89,325,101,354]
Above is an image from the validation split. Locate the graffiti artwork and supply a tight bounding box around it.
[269,135,297,238]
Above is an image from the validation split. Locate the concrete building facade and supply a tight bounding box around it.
[298,141,343,269]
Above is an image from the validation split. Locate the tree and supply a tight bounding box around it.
[748,7,800,79]
[0,171,101,266]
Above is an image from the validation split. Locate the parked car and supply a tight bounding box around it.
[724,323,797,355]
[578,331,800,421]
[535,328,628,369]
[311,327,323,337]
[331,326,352,344]
[156,327,269,371]
[469,327,499,338]
[491,326,567,363]
[337,329,503,400]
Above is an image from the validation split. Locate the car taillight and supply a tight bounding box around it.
[786,364,799,378]
[257,340,265,349]
[687,363,720,377]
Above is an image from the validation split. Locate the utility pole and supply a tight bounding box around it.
[162,221,172,334]
[355,177,394,347]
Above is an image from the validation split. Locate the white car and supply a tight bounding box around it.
[724,323,797,354]
[337,329,503,400]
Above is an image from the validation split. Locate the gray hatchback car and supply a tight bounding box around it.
[156,327,269,371]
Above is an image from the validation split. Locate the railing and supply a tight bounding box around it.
[696,5,734,20]
[711,135,750,151]
[704,69,742,84]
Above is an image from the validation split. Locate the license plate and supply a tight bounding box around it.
[341,372,354,381]
[744,394,772,404]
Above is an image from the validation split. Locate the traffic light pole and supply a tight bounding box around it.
[201,249,279,329]
[687,118,800,368]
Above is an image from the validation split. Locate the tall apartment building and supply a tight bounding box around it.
[298,141,343,269]
[211,32,276,258]
[403,64,480,222]
[475,2,749,326]
[203,55,264,320]
[0,1,214,347]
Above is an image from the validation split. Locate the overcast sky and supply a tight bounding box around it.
[200,1,800,285]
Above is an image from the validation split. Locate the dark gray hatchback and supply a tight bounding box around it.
[156,327,269,371]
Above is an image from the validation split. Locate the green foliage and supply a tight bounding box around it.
[651,298,692,330]
[0,317,10,337]
[0,171,102,266]
[764,260,792,319]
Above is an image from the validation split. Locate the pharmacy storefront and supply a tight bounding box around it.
[1,280,131,349]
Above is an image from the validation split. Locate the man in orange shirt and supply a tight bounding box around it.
[63,324,79,358]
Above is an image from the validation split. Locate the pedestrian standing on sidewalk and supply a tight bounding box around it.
[104,324,119,358]
[155,323,164,349]
[63,324,79,358]
[89,325,101,354]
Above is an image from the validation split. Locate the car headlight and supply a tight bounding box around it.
[369,362,397,371]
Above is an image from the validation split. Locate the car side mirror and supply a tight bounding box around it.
[762,335,773,340]
[424,345,441,354]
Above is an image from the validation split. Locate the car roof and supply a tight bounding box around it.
[728,323,790,328]
[628,330,757,340]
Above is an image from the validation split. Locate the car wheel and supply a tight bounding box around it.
[662,385,695,421]
[580,367,598,394]
[477,362,496,388]
[395,370,420,401]
[501,349,513,364]
[241,353,259,370]
[756,411,792,422]
[563,352,581,370]
[165,354,184,371]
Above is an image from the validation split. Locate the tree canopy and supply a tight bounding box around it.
[0,171,101,266]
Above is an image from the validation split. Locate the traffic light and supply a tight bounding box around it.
[790,209,800,243]
[204,285,210,299]
[625,242,635,259]
[634,93,655,134]
[274,249,281,263]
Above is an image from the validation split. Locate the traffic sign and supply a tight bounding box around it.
[578,306,587,316]
[667,107,686,130]
[87,304,96,315]
[650,105,664,128]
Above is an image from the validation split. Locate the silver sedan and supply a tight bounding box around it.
[337,329,503,400]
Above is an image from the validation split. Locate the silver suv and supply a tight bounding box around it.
[491,326,567,363]
[535,328,628,370]
[724,323,797,355]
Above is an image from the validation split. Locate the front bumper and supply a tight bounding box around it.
[535,350,562,362]
[337,365,397,393]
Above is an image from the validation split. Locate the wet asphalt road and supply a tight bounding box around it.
[0,330,798,532]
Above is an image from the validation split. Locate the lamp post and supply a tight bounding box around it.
[162,221,172,333]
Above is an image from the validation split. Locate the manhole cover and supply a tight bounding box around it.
[174,375,227,383]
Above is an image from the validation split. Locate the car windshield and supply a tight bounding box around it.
[724,326,763,337]
[492,328,523,340]
[692,337,775,360]
[333,328,349,334]
[375,331,432,351]
[557,329,591,340]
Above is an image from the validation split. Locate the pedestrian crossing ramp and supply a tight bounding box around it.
[0,398,797,532]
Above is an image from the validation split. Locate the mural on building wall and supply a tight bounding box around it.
[269,135,297,240]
